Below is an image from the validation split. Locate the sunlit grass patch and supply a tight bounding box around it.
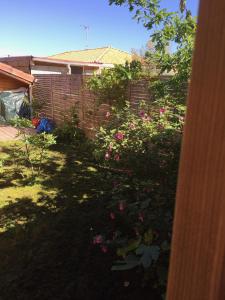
[0,184,58,208]
[0,141,65,207]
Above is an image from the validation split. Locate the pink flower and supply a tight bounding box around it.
[110,212,115,220]
[118,201,126,212]
[143,115,151,122]
[108,143,113,152]
[138,212,144,223]
[106,111,111,118]
[114,154,120,161]
[123,281,130,287]
[101,245,108,253]
[134,227,140,236]
[115,132,124,141]
[159,108,166,115]
[93,235,103,245]
[139,110,145,117]
[105,152,110,160]
[129,123,136,130]
[179,116,184,122]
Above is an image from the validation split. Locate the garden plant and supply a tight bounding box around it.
[9,117,57,179]
[88,0,196,297]
[0,0,197,299]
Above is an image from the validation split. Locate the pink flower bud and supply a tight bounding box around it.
[110,212,115,220]
[114,154,120,161]
[159,108,166,115]
[139,110,145,117]
[118,201,126,212]
[138,212,144,223]
[108,143,113,152]
[134,227,140,236]
[129,123,136,130]
[101,245,108,253]
[179,116,184,122]
[93,235,103,245]
[123,281,130,287]
[106,111,111,118]
[105,152,110,160]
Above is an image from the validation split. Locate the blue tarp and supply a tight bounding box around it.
[0,91,27,123]
[36,118,54,133]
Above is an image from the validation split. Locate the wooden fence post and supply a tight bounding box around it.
[166,0,225,299]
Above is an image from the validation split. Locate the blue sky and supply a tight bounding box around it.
[0,0,199,57]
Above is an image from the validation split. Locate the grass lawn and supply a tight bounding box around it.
[0,141,162,300]
[0,141,62,210]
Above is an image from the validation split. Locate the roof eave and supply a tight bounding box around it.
[0,70,34,85]
[33,57,104,67]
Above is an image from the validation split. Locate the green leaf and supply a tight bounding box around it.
[111,255,140,271]
[144,229,153,244]
[136,244,160,269]
[117,237,142,257]
[150,245,160,261]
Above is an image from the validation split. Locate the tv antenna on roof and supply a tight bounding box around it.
[81,25,90,49]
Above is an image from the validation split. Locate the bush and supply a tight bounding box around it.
[87,61,143,108]
[9,117,57,179]
[54,108,86,145]
[92,98,185,295]
[94,100,184,179]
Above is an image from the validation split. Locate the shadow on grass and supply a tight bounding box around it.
[0,144,161,300]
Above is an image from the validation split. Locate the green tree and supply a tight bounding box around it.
[109,0,197,100]
[88,61,142,107]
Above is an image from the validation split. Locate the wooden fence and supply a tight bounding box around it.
[33,74,152,137]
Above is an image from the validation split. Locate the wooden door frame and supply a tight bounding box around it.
[166,0,225,299]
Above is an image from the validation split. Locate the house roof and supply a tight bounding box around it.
[33,57,105,67]
[0,62,34,84]
[49,47,132,65]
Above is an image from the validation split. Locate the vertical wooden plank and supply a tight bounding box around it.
[166,0,225,299]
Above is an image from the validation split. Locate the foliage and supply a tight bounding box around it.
[87,61,142,107]
[0,140,163,299]
[91,171,173,294]
[31,97,45,117]
[94,100,184,178]
[54,108,86,145]
[87,0,195,295]
[9,117,57,178]
[92,98,184,294]
[10,116,34,129]
[109,0,197,100]
[0,158,4,173]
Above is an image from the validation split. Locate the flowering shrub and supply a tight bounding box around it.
[94,99,185,178]
[91,173,173,294]
[92,98,185,295]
